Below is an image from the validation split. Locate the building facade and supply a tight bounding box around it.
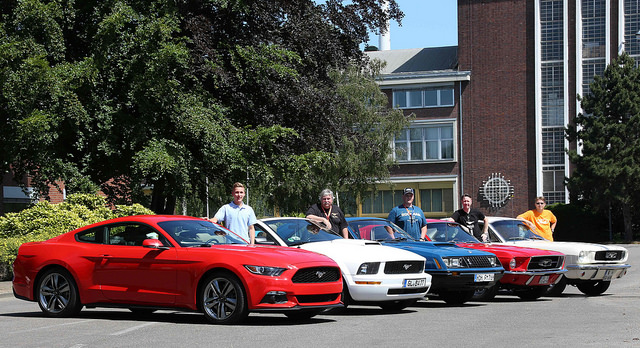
[362,0,640,218]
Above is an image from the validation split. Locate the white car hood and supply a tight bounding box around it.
[503,239,629,263]
[299,239,425,262]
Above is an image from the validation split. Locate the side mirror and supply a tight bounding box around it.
[142,239,169,250]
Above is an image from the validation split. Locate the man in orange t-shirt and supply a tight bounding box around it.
[517,196,557,241]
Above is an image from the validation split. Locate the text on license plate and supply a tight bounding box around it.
[603,269,614,281]
[538,275,550,284]
[474,273,494,282]
[403,278,426,288]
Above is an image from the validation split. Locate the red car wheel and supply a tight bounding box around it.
[37,268,82,317]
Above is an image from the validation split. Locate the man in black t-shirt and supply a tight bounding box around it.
[306,189,349,238]
[450,194,489,242]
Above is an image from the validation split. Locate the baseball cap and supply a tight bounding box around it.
[403,187,415,195]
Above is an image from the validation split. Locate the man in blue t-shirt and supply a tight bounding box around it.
[211,182,257,244]
[386,188,427,240]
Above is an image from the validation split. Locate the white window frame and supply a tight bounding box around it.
[393,120,457,163]
[392,83,455,109]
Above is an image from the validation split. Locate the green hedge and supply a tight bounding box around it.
[0,194,154,280]
[547,203,608,242]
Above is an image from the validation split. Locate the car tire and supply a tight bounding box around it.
[576,280,611,296]
[473,284,499,301]
[379,299,417,312]
[545,276,567,296]
[439,290,475,305]
[199,272,248,324]
[341,279,352,308]
[515,286,549,300]
[284,309,324,321]
[37,268,82,317]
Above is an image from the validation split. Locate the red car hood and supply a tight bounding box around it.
[455,242,564,258]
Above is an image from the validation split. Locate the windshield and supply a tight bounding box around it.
[426,222,480,243]
[264,219,343,246]
[158,220,247,247]
[490,220,545,240]
[349,219,413,241]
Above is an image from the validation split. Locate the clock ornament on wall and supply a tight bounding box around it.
[480,173,514,208]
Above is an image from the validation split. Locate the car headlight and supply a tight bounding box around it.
[578,251,588,263]
[244,265,287,276]
[357,262,381,275]
[443,257,463,268]
[509,258,516,269]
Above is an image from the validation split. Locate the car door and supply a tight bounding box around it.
[93,223,178,304]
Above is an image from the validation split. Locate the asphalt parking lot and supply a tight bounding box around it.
[1,244,639,347]
[0,280,11,298]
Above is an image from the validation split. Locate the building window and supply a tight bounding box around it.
[3,186,36,214]
[625,0,640,59]
[394,124,455,162]
[542,128,565,165]
[393,86,455,109]
[581,0,606,97]
[420,188,454,213]
[360,186,454,216]
[361,190,403,214]
[582,59,606,97]
[539,0,567,203]
[542,166,566,204]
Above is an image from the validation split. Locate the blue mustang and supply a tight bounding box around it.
[347,217,504,304]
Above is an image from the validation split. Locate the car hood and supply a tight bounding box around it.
[380,240,497,258]
[503,240,627,255]
[297,239,426,264]
[457,242,564,258]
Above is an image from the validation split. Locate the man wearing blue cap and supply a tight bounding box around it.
[386,187,428,240]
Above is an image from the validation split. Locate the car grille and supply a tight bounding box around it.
[292,267,340,283]
[527,256,564,270]
[296,293,341,303]
[384,261,425,274]
[461,256,494,268]
[595,250,624,261]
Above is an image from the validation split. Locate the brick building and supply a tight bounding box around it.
[360,0,640,218]
[1,171,65,215]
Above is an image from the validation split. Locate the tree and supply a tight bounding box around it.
[566,53,640,242]
[1,0,405,215]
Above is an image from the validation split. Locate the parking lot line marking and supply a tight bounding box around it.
[7,319,98,335]
[111,322,157,336]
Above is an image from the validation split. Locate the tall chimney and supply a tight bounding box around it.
[379,0,390,50]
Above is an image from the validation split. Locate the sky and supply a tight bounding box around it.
[366,1,458,50]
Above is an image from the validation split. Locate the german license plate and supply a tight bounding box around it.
[474,273,494,282]
[603,269,614,281]
[539,275,550,285]
[403,278,426,288]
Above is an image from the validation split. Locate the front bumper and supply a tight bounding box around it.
[428,270,504,292]
[565,263,630,281]
[345,273,431,302]
[500,269,567,287]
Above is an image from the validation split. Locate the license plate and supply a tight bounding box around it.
[403,278,426,288]
[603,269,614,281]
[539,275,550,285]
[474,273,494,282]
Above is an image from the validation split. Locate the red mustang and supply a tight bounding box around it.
[425,219,566,300]
[12,215,343,324]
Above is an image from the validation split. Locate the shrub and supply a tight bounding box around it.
[547,203,608,242]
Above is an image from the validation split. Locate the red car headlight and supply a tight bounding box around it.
[244,265,287,276]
